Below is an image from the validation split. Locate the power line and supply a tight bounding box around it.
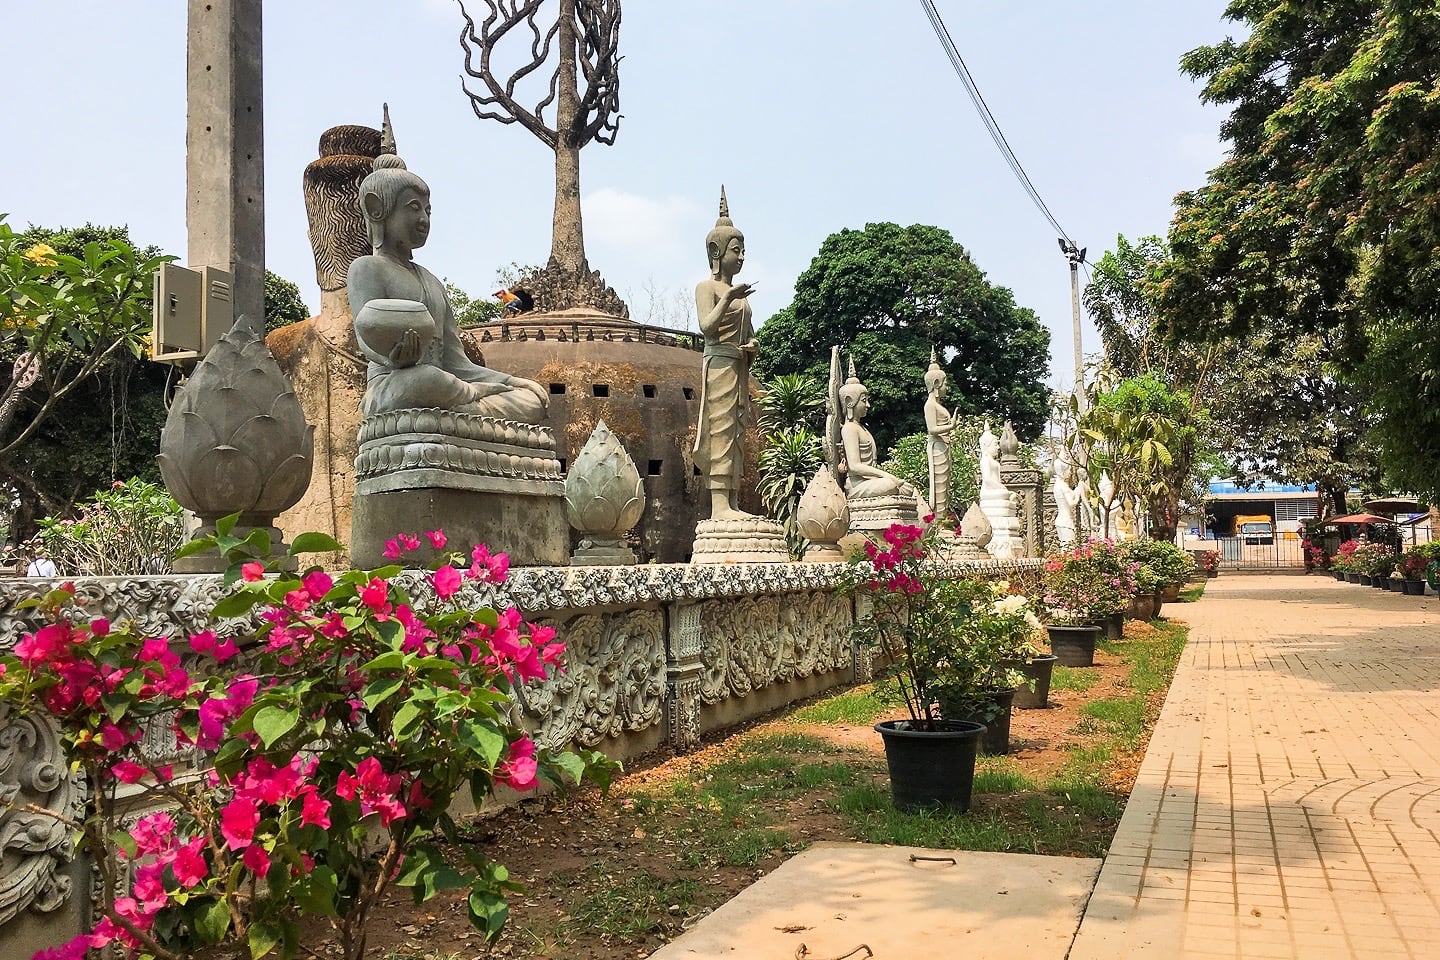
[917,0,1075,247]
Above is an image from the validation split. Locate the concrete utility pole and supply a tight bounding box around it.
[187,0,265,325]
[1058,238,1086,412]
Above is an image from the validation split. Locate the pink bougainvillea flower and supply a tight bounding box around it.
[431,563,461,600]
[496,735,538,791]
[319,611,349,639]
[383,537,403,561]
[426,529,447,549]
[132,812,176,856]
[399,532,421,552]
[33,933,91,960]
[467,544,510,583]
[220,797,260,850]
[14,621,76,666]
[242,844,272,877]
[171,837,209,887]
[299,787,331,829]
[110,760,148,784]
[90,618,110,638]
[301,569,333,599]
[241,561,265,582]
[359,578,392,616]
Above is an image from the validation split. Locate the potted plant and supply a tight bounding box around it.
[849,522,986,812]
[1333,539,1362,582]
[1040,540,1131,665]
[1199,549,1221,578]
[1400,550,1429,594]
[985,587,1057,711]
[932,584,1044,752]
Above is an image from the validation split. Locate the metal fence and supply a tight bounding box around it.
[1214,535,1307,569]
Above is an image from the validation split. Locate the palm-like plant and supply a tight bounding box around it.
[757,374,825,558]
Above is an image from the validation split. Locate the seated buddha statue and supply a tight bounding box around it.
[346,152,547,423]
[836,359,914,501]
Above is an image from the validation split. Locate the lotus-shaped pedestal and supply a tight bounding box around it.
[797,467,849,561]
[159,314,315,535]
[564,420,644,565]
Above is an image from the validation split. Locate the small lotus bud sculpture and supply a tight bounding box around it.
[999,420,1021,465]
[159,314,315,570]
[797,467,849,561]
[563,420,644,565]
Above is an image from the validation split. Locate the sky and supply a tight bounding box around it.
[2,1,1235,396]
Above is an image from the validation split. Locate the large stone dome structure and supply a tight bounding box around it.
[464,309,763,562]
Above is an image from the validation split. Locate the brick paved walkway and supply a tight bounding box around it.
[1070,573,1440,959]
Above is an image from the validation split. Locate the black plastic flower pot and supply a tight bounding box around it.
[940,688,1016,756]
[1002,655,1058,709]
[874,719,985,813]
[1405,579,1427,595]
[1046,624,1099,667]
[1333,571,1346,581]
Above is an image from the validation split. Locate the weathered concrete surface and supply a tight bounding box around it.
[650,843,1100,959]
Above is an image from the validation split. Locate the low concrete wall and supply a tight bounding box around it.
[0,556,1042,953]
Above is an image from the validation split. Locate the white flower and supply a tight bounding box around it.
[992,594,1028,616]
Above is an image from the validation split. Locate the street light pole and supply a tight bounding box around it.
[1058,239,1086,412]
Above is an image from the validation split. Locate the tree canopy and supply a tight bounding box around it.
[1157,0,1440,500]
[754,222,1051,454]
[1084,233,1376,514]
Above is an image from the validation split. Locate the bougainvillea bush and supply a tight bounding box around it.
[3,520,615,960]
[1041,538,1140,624]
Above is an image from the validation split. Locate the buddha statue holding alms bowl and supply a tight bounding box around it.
[347,152,548,423]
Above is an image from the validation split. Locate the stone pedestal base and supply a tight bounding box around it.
[352,483,567,568]
[802,541,846,562]
[690,518,790,564]
[571,535,637,566]
[846,495,920,533]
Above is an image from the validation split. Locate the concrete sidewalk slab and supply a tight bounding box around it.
[650,842,1100,960]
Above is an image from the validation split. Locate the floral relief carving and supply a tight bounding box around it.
[0,706,86,924]
[514,610,665,750]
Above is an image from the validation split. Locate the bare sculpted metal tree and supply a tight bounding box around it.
[459,0,628,317]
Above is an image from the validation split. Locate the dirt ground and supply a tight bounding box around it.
[331,620,1170,960]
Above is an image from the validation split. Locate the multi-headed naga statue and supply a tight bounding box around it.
[458,0,627,317]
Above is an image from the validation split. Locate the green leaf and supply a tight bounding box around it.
[173,537,215,560]
[468,889,510,942]
[253,705,299,748]
[361,676,405,711]
[239,526,273,558]
[215,512,241,538]
[290,532,344,555]
[458,721,507,767]
[212,590,265,619]
[392,699,424,739]
[293,866,338,916]
[248,920,280,958]
[111,830,138,861]
[194,898,230,944]
[362,651,405,671]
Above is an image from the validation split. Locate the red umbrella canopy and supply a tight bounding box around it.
[1326,513,1395,525]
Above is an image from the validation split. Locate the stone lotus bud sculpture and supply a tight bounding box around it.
[159,314,315,571]
[564,420,645,565]
[797,467,850,562]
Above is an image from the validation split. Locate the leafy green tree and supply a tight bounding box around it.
[264,270,311,331]
[445,280,503,326]
[0,218,171,460]
[1088,233,1375,514]
[754,223,1050,453]
[1157,0,1439,500]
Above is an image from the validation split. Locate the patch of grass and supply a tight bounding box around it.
[568,863,703,938]
[788,684,897,724]
[795,761,861,789]
[835,782,1113,857]
[1179,581,1207,602]
[1081,696,1148,744]
[973,758,1036,793]
[741,731,837,754]
[381,953,465,960]
[1050,665,1099,692]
